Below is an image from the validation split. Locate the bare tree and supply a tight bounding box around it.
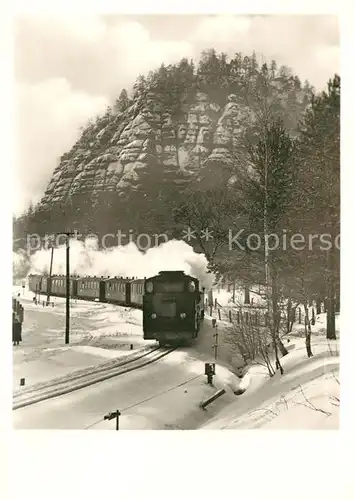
[223,301,276,377]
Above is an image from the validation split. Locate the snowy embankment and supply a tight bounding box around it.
[199,335,340,430]
[196,303,340,430]
[194,289,341,430]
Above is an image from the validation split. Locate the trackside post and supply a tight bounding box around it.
[212,319,218,360]
[205,362,215,385]
[104,410,121,430]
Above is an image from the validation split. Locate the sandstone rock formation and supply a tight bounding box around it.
[41,92,254,207]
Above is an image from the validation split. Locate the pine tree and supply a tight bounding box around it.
[114,89,130,114]
[197,49,230,106]
[291,75,340,339]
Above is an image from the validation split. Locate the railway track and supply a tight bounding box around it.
[13,346,176,410]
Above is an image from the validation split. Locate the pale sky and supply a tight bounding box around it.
[14,14,339,215]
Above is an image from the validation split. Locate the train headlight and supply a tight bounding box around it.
[180,312,186,319]
[188,281,195,292]
[151,313,157,319]
[146,281,153,293]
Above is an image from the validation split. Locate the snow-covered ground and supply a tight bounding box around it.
[212,286,266,307]
[201,335,340,430]
[12,346,244,430]
[12,286,340,430]
[200,298,340,429]
[12,288,249,430]
[13,324,339,430]
[12,286,154,390]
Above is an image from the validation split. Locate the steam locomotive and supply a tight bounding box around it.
[143,271,205,346]
[28,271,205,345]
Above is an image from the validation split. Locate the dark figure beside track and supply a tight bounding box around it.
[12,312,22,346]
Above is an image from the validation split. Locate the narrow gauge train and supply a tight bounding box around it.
[28,271,205,346]
[28,274,145,308]
[143,271,205,346]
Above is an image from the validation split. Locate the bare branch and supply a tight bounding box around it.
[249,407,279,417]
[329,396,340,407]
[293,385,332,417]
[331,371,340,385]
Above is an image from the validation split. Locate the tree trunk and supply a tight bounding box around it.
[274,296,289,356]
[244,285,250,304]
[305,329,313,358]
[277,337,289,357]
[326,228,337,339]
[271,274,284,374]
[335,294,340,313]
[316,296,322,315]
[326,298,336,339]
[304,302,313,358]
[286,298,292,333]
[232,282,235,303]
[326,275,336,340]
[174,126,180,170]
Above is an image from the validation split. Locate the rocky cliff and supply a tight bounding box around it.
[40,52,311,209]
[41,92,255,206]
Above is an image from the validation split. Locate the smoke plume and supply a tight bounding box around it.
[28,238,214,289]
[13,250,30,282]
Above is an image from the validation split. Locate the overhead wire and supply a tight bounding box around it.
[83,373,203,430]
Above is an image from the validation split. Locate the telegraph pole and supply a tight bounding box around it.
[46,246,54,305]
[65,236,70,344]
[56,231,78,344]
[212,318,218,360]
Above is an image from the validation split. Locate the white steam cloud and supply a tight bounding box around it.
[13,250,30,281]
[28,239,214,290]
